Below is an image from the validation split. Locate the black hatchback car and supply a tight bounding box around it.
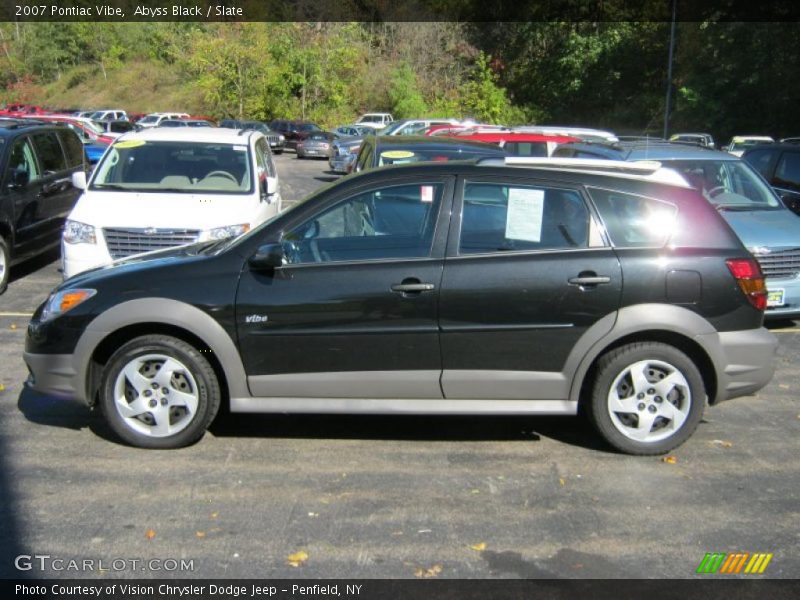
[0,121,86,293]
[24,159,776,454]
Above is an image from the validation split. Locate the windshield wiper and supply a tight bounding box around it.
[91,183,129,190]
[714,204,755,212]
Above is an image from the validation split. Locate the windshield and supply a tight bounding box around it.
[81,120,105,134]
[730,140,771,152]
[138,116,159,124]
[663,159,782,210]
[359,115,384,123]
[90,140,253,194]
[379,121,408,135]
[298,123,320,132]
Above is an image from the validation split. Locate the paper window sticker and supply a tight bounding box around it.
[505,188,545,242]
[420,185,434,203]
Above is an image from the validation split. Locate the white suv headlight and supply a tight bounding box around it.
[208,224,250,240]
[63,220,97,245]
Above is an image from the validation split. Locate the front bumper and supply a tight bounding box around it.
[23,352,79,400]
[703,327,778,403]
[763,275,800,320]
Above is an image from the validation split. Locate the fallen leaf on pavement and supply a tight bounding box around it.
[415,564,443,578]
[558,478,566,486]
[661,456,678,464]
[195,531,206,539]
[710,439,733,448]
[469,542,487,551]
[145,529,156,540]
[210,512,219,519]
[287,551,309,567]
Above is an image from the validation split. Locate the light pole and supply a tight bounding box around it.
[663,0,677,139]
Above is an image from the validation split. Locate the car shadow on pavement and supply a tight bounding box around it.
[19,387,615,452]
[314,175,339,183]
[8,246,61,285]
[16,387,119,443]
[209,412,614,452]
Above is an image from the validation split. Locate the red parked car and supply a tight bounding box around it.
[21,114,115,145]
[448,131,579,157]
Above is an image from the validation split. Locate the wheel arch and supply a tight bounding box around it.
[74,298,248,406]
[569,304,720,408]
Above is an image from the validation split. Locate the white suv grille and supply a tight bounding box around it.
[104,227,200,259]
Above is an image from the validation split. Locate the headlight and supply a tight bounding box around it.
[208,224,250,240]
[278,134,285,141]
[40,289,96,322]
[63,220,96,244]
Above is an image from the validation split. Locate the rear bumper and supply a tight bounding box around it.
[702,327,778,403]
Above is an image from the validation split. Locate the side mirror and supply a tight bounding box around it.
[71,171,87,190]
[248,243,285,271]
[260,177,277,201]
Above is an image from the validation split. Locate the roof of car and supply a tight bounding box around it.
[0,120,65,135]
[346,158,698,198]
[557,141,737,161]
[370,135,507,153]
[114,127,257,144]
[454,132,578,143]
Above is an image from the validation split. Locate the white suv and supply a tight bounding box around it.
[356,113,394,130]
[62,128,282,278]
[136,112,191,129]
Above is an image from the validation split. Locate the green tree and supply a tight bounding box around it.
[388,63,428,118]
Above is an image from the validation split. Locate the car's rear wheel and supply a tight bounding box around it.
[99,335,220,449]
[0,234,9,295]
[587,342,705,455]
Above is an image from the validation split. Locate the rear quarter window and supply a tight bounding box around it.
[589,187,678,247]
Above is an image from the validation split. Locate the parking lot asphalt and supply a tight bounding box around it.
[0,152,798,579]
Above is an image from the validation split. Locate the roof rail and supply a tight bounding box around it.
[477,156,691,187]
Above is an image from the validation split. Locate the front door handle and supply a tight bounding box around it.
[391,282,435,293]
[568,275,611,286]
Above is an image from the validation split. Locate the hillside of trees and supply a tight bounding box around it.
[1,21,798,142]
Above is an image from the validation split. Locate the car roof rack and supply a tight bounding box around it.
[477,156,692,187]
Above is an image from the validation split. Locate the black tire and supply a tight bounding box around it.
[296,154,304,159]
[0,234,9,295]
[274,149,283,155]
[586,342,705,455]
[99,335,221,449]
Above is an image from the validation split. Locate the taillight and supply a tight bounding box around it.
[726,258,767,310]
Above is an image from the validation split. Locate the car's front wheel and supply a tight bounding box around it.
[99,335,221,449]
[587,342,705,455]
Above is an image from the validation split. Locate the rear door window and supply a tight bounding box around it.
[32,132,67,173]
[458,182,590,254]
[57,130,85,168]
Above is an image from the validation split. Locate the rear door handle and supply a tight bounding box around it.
[568,276,611,286]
